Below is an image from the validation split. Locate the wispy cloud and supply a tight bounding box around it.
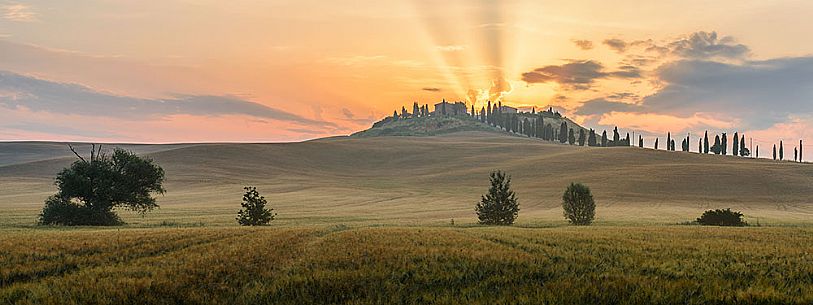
[0,70,337,129]
[572,39,593,50]
[2,3,37,22]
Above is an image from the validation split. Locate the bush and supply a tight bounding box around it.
[38,145,164,226]
[562,183,595,225]
[475,170,519,225]
[39,195,123,226]
[237,187,275,226]
[696,208,747,226]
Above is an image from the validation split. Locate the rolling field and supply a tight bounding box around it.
[1,132,812,226]
[2,132,813,304]
[1,225,812,304]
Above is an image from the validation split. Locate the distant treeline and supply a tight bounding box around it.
[389,100,804,162]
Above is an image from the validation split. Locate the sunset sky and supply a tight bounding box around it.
[2,0,813,150]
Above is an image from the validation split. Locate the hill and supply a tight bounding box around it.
[352,111,588,138]
[1,132,812,226]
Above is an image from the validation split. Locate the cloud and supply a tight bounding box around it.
[421,87,441,92]
[339,107,375,125]
[2,3,36,22]
[666,31,749,59]
[572,40,593,50]
[642,57,813,129]
[521,60,641,90]
[603,39,627,53]
[575,98,641,116]
[0,70,336,128]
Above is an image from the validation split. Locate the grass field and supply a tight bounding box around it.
[2,132,813,303]
[1,225,811,304]
[1,132,812,227]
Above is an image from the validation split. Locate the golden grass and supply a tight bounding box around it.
[1,225,811,304]
[1,132,812,227]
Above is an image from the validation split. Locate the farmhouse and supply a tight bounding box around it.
[499,105,518,113]
[433,100,468,116]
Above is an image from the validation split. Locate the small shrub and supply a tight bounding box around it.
[236,187,275,226]
[475,170,519,225]
[696,208,747,226]
[562,183,595,225]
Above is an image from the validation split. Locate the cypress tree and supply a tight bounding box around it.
[740,135,746,156]
[671,139,676,151]
[698,138,702,153]
[626,132,630,146]
[480,107,486,122]
[588,129,597,146]
[578,129,586,146]
[733,132,739,156]
[704,131,709,153]
[773,144,777,160]
[666,132,671,151]
[721,133,728,155]
[655,138,659,150]
[568,128,576,145]
[795,147,798,162]
[800,140,803,162]
[393,110,399,121]
[780,141,784,160]
[601,130,608,147]
[559,122,568,143]
[639,135,643,148]
[613,127,620,146]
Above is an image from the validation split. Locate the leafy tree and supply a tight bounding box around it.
[561,183,595,225]
[696,208,747,226]
[578,129,586,146]
[39,145,165,226]
[711,135,721,154]
[236,186,275,226]
[475,171,519,225]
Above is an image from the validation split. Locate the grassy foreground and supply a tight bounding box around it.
[2,225,812,304]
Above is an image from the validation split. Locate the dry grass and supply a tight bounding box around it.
[1,132,812,227]
[1,225,811,304]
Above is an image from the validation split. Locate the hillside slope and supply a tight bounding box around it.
[1,132,812,226]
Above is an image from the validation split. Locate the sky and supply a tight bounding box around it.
[1,0,813,152]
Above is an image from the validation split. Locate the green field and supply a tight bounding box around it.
[1,132,813,304]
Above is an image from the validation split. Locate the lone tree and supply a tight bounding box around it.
[561,183,596,225]
[38,145,165,226]
[236,186,275,226]
[475,170,519,225]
